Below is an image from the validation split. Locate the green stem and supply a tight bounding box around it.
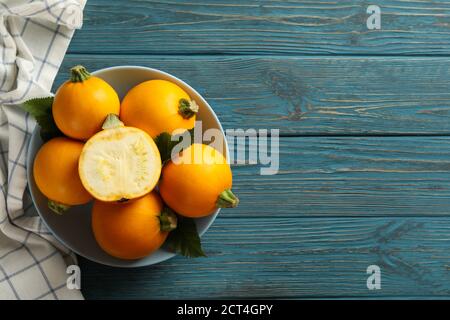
[178,98,199,119]
[159,207,178,232]
[216,189,239,208]
[102,114,124,130]
[70,65,91,82]
[48,200,70,215]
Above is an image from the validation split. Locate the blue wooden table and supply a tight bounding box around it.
[55,0,450,299]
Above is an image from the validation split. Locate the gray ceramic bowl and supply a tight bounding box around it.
[26,66,228,267]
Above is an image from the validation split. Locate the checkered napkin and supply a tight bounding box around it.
[0,0,86,300]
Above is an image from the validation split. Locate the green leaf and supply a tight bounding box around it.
[47,199,70,215]
[154,127,195,164]
[21,97,62,141]
[165,215,206,258]
[154,132,179,164]
[21,97,53,117]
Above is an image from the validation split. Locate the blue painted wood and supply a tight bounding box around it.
[79,217,450,299]
[75,136,450,298]
[70,0,450,55]
[57,55,450,135]
[57,0,450,300]
[230,136,450,218]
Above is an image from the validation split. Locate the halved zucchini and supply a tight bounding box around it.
[78,114,161,202]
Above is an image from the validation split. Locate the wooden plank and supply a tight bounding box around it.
[78,217,450,299]
[71,0,450,55]
[230,136,450,218]
[56,55,450,135]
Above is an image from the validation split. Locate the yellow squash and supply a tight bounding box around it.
[159,143,239,217]
[78,114,161,202]
[92,192,177,260]
[33,137,92,214]
[53,65,120,141]
[120,79,198,138]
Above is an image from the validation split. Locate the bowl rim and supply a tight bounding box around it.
[26,65,229,267]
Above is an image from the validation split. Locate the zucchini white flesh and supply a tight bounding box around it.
[79,125,161,202]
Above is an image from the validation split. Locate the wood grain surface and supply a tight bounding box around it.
[70,0,450,55]
[230,136,450,218]
[79,217,450,299]
[58,0,450,299]
[57,55,450,135]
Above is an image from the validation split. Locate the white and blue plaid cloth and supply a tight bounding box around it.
[0,0,85,300]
